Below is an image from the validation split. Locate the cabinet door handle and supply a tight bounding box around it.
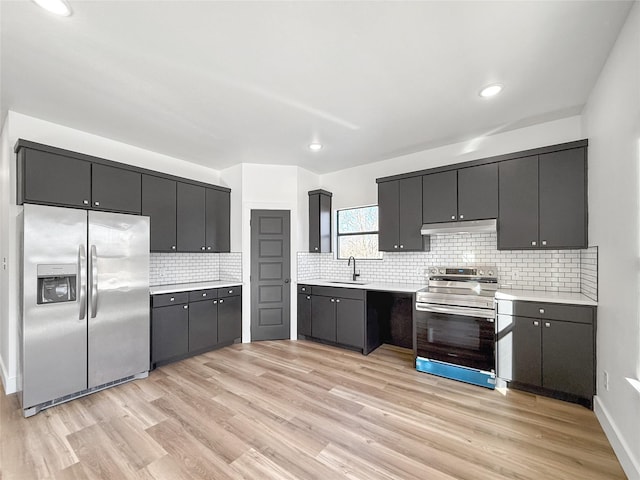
[451,215,456,220]
[83,199,89,205]
[531,241,537,246]
[207,246,212,251]
[542,240,547,246]
[459,214,464,219]
[183,305,188,309]
[94,201,100,206]
[306,296,311,300]
[171,245,176,250]
[393,245,398,249]
[213,300,217,304]
[201,246,205,251]
[400,245,404,249]
[336,299,340,303]
[314,247,318,251]
[330,298,335,302]
[219,299,224,304]
[533,321,539,326]
[544,322,551,328]
[539,308,545,314]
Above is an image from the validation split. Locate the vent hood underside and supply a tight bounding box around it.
[420,219,497,235]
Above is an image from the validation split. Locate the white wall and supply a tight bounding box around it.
[220,164,320,342]
[321,116,583,210]
[582,3,640,478]
[0,111,224,393]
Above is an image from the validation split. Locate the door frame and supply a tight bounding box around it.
[242,201,298,342]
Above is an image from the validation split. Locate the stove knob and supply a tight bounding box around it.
[478,270,484,276]
[430,267,438,275]
[439,268,445,274]
[488,270,494,276]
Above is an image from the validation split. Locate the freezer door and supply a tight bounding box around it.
[88,211,150,388]
[22,204,88,408]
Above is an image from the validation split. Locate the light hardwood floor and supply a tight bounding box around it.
[0,341,627,479]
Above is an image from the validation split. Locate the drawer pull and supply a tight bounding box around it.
[213,300,218,304]
[539,308,545,314]
[202,293,207,297]
[170,297,175,302]
[336,299,341,303]
[220,299,224,304]
[306,296,311,300]
[183,305,188,309]
[330,298,335,302]
[228,289,233,294]
[544,322,551,328]
[533,321,539,326]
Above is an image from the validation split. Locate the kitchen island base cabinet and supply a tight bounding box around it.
[496,299,595,408]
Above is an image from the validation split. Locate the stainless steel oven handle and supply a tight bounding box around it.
[415,303,495,320]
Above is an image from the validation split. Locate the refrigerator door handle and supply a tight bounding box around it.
[89,245,98,318]
[78,245,87,320]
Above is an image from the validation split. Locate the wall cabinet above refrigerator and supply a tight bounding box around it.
[16,139,231,253]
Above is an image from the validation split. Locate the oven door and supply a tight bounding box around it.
[415,303,495,373]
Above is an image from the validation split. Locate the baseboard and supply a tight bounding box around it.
[0,354,17,394]
[594,395,640,480]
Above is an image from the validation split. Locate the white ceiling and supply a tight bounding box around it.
[0,1,633,174]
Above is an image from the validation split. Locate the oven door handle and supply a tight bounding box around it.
[415,303,495,321]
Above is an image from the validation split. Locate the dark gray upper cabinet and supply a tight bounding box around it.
[142,175,177,252]
[20,148,91,208]
[539,148,587,248]
[177,183,206,252]
[498,156,539,249]
[422,170,457,223]
[91,164,141,214]
[498,148,587,250]
[378,180,400,251]
[309,190,332,253]
[205,188,231,252]
[378,177,424,251]
[457,163,498,221]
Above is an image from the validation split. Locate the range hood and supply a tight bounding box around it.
[420,218,497,235]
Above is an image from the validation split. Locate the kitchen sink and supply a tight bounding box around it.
[327,280,368,285]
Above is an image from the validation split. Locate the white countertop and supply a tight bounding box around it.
[150,280,243,295]
[495,289,597,306]
[299,279,426,294]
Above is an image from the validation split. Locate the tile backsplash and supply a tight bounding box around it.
[150,252,242,286]
[298,233,598,296]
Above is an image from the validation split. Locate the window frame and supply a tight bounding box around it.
[335,205,383,260]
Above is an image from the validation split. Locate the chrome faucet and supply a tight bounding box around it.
[348,256,360,282]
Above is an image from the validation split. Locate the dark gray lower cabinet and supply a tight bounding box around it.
[311,295,336,342]
[151,285,241,367]
[336,298,364,348]
[303,286,365,350]
[151,304,189,364]
[218,294,242,344]
[497,300,595,405]
[188,299,218,352]
[297,293,312,337]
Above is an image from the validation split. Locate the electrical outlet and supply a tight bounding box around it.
[603,370,609,391]
[512,269,519,279]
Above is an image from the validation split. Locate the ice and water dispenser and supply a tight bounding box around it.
[36,264,77,304]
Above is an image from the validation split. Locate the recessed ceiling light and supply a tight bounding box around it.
[308,143,323,151]
[479,84,503,98]
[32,0,72,16]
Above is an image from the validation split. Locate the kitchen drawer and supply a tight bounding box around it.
[312,286,366,301]
[498,300,593,324]
[188,289,218,302]
[218,285,242,298]
[152,292,189,308]
[298,284,312,294]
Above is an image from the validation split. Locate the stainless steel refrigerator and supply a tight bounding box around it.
[20,204,150,417]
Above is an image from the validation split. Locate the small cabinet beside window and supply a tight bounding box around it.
[309,190,332,253]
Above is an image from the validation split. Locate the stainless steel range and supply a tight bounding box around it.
[414,266,498,389]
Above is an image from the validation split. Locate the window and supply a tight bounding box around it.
[336,205,383,259]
